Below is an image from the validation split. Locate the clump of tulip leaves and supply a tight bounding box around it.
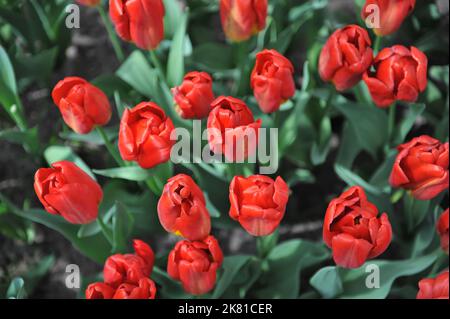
[0,0,448,299]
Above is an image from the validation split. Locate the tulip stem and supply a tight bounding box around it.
[387,104,396,144]
[98,6,125,63]
[373,36,382,55]
[96,126,124,167]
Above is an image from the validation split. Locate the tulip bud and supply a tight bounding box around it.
[319,25,373,91]
[158,174,211,241]
[363,45,428,108]
[229,175,289,236]
[361,0,416,36]
[113,278,157,299]
[172,72,215,119]
[109,0,165,50]
[167,236,223,295]
[76,0,101,6]
[437,209,449,254]
[103,239,154,288]
[251,49,295,113]
[417,271,449,299]
[34,161,103,224]
[118,102,175,169]
[85,282,115,299]
[52,77,112,134]
[323,186,392,269]
[389,135,449,200]
[220,0,267,42]
[207,96,262,162]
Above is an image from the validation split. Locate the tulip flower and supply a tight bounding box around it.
[229,175,289,236]
[34,161,103,224]
[86,239,157,299]
[361,0,416,36]
[118,102,175,169]
[251,49,295,113]
[437,209,449,254]
[323,186,392,269]
[417,271,449,299]
[172,72,215,119]
[112,278,157,299]
[51,77,112,134]
[207,96,262,162]
[158,174,211,241]
[167,236,223,295]
[103,239,155,288]
[76,0,101,6]
[220,0,267,42]
[109,0,165,50]
[319,25,373,91]
[390,135,449,200]
[363,45,428,108]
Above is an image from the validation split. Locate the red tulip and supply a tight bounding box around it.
[167,236,223,295]
[158,174,211,241]
[109,0,165,50]
[85,282,115,299]
[323,186,392,269]
[437,209,449,254]
[363,45,428,108]
[390,135,449,200]
[361,0,416,36]
[417,271,449,299]
[251,49,295,113]
[103,239,154,288]
[112,278,156,299]
[52,77,111,134]
[118,102,175,169]
[171,72,215,119]
[207,96,262,162]
[229,175,289,236]
[34,161,103,224]
[76,0,101,6]
[220,0,267,42]
[319,25,373,91]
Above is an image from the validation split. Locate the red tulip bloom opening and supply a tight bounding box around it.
[220,0,267,42]
[51,77,111,134]
[417,271,449,299]
[76,0,101,6]
[363,45,428,108]
[172,72,215,119]
[390,135,449,200]
[229,175,289,236]
[323,186,392,269]
[437,208,449,254]
[207,96,262,162]
[168,236,224,295]
[34,161,103,224]
[158,174,211,241]
[118,102,175,169]
[251,49,295,114]
[319,25,373,91]
[109,0,165,50]
[86,239,157,299]
[361,0,416,36]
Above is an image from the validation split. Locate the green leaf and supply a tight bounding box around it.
[44,145,95,179]
[166,10,188,87]
[111,202,134,253]
[152,266,191,299]
[6,278,25,299]
[310,266,343,299]
[393,103,426,145]
[335,164,384,196]
[59,127,118,145]
[0,193,111,264]
[0,45,17,94]
[253,240,330,298]
[192,43,234,71]
[163,0,183,37]
[212,255,252,299]
[403,194,431,232]
[93,166,152,182]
